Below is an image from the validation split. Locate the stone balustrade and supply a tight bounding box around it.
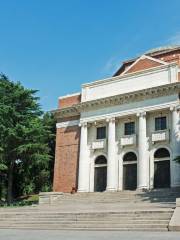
[91,139,106,150]
[120,134,136,147]
[152,129,169,143]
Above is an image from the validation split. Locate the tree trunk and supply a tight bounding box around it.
[7,162,14,204]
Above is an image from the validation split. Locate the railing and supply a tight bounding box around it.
[120,134,136,147]
[151,129,169,144]
[91,139,106,150]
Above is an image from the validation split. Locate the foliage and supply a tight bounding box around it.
[0,194,39,207]
[174,156,180,163]
[0,74,56,204]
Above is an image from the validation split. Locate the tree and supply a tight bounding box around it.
[174,156,180,163]
[0,74,52,204]
[41,112,56,186]
[13,113,56,197]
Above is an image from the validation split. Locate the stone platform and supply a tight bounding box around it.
[1,188,180,231]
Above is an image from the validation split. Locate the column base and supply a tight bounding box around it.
[106,187,117,192]
[137,185,149,191]
[77,189,89,193]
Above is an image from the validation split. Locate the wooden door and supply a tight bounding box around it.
[94,167,107,192]
[154,160,170,188]
[123,164,137,190]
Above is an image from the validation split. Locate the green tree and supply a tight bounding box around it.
[0,74,52,204]
[174,156,180,163]
[41,112,56,186]
[13,113,56,197]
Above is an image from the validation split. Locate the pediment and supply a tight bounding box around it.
[122,55,168,75]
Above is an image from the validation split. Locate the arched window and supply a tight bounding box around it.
[95,155,107,165]
[154,148,170,159]
[123,152,137,162]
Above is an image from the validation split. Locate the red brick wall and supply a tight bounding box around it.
[155,50,180,67]
[58,94,81,109]
[53,93,81,193]
[125,58,162,74]
[53,124,80,192]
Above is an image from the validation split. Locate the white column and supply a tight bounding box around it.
[137,112,148,189]
[106,117,117,191]
[171,106,180,186]
[78,122,89,192]
[171,107,180,157]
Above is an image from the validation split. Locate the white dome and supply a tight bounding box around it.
[145,45,180,55]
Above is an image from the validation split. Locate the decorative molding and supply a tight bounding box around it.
[52,82,180,120]
[106,117,116,123]
[170,106,176,111]
[81,101,178,124]
[56,120,80,128]
[78,82,180,112]
[136,112,146,117]
[175,104,180,112]
[79,122,87,128]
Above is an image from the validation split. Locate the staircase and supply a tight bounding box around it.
[52,188,180,205]
[0,188,179,231]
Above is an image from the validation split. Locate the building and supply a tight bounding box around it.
[53,46,180,193]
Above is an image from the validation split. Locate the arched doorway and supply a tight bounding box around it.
[94,155,107,192]
[123,152,137,190]
[154,148,170,188]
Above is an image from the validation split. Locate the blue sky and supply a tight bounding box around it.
[0,0,180,111]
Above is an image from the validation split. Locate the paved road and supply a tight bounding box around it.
[0,230,180,240]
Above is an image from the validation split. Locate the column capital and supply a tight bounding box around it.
[170,106,176,112]
[136,111,146,118]
[79,121,87,127]
[106,117,115,123]
[170,105,180,112]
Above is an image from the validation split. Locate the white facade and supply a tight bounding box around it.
[57,54,180,192]
[81,60,177,102]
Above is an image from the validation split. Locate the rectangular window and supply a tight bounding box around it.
[155,117,167,131]
[97,127,106,140]
[124,122,135,135]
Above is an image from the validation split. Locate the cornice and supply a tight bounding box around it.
[52,82,180,119]
[52,106,79,119]
[56,120,80,128]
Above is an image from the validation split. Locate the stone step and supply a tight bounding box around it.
[54,198,177,202]
[0,226,168,231]
[58,195,180,200]
[0,211,173,216]
[61,194,179,197]
[0,219,169,224]
[1,188,177,231]
[0,211,173,218]
[0,215,172,220]
[0,212,173,217]
[0,223,168,229]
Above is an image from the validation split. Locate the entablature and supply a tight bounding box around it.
[52,82,180,120]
